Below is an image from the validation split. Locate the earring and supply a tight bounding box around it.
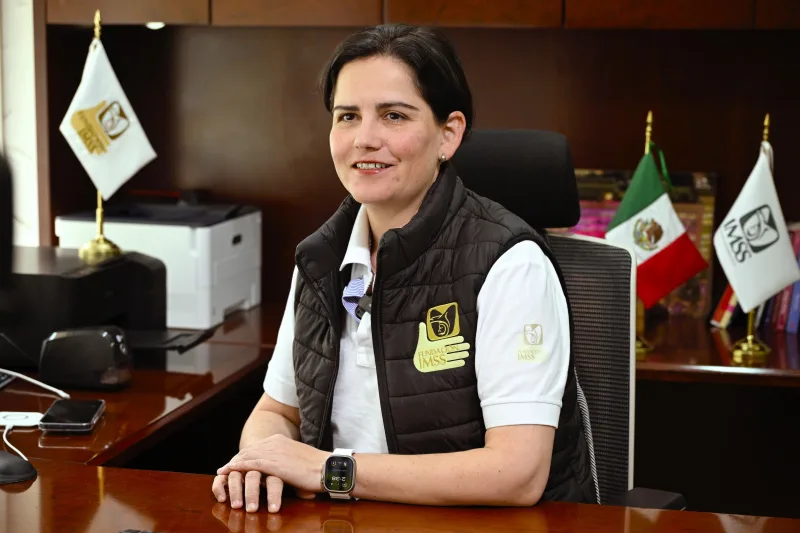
[439,154,447,163]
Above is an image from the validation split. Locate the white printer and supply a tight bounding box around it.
[55,203,261,330]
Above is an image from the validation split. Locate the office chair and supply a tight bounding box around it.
[451,129,685,510]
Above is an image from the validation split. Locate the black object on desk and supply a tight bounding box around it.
[0,246,167,369]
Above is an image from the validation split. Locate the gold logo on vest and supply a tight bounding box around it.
[517,324,547,362]
[414,302,470,373]
[426,302,460,340]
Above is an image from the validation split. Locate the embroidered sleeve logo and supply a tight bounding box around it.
[414,302,471,373]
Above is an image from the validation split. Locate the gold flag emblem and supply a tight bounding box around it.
[70,100,130,155]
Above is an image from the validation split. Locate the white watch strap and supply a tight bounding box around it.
[333,448,354,457]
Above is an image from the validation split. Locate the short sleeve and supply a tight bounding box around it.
[263,266,300,407]
[475,240,570,429]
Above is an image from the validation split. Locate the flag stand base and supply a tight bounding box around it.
[731,309,770,366]
[636,336,653,355]
[79,235,121,265]
[79,190,122,265]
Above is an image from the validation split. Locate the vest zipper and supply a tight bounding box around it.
[296,263,341,450]
[370,250,399,454]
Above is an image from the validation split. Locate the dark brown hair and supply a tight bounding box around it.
[320,23,474,137]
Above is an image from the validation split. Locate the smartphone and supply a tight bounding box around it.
[39,399,106,433]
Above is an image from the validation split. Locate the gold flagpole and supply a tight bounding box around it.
[79,9,122,265]
[731,113,772,365]
[636,110,654,355]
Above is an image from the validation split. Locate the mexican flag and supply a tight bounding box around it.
[605,143,708,308]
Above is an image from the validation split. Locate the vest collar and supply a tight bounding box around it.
[296,162,464,283]
[378,162,463,278]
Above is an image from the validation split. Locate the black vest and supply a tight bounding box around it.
[293,163,595,503]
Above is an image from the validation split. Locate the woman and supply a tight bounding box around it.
[213,23,595,513]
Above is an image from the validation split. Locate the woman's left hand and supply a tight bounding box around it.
[217,434,329,495]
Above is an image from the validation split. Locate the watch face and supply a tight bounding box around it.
[324,456,355,492]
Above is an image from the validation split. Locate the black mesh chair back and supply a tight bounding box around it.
[546,233,635,503]
[452,129,636,504]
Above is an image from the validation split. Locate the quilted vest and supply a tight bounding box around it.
[292,162,595,503]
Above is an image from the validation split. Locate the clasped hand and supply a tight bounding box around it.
[212,434,328,513]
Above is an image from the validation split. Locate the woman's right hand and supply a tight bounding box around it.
[212,471,316,513]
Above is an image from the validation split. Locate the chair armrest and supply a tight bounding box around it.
[606,487,686,510]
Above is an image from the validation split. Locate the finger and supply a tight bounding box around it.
[244,471,262,513]
[212,474,229,503]
[441,359,466,370]
[223,460,264,474]
[445,342,470,354]
[266,476,284,513]
[444,350,469,362]
[228,471,244,509]
[296,488,317,500]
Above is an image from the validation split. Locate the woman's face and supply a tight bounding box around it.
[329,55,464,209]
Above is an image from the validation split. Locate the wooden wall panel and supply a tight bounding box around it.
[565,0,755,29]
[47,0,210,25]
[385,0,563,28]
[756,0,800,28]
[212,0,381,27]
[46,26,800,307]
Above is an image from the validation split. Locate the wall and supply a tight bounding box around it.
[44,25,800,307]
[2,0,46,247]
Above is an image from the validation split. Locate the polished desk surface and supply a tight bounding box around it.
[0,343,269,465]
[3,460,798,533]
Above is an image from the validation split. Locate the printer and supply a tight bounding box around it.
[0,246,167,369]
[55,203,262,329]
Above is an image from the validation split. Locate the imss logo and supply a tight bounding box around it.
[722,205,780,263]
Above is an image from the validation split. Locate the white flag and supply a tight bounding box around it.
[59,38,156,200]
[712,141,800,313]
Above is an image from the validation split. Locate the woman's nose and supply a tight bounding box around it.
[354,118,382,150]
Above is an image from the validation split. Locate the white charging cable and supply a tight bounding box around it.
[3,425,27,461]
[0,368,70,399]
[0,412,44,461]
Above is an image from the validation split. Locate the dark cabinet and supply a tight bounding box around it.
[47,0,210,25]
[385,0,563,28]
[565,0,754,29]
[756,0,800,28]
[212,0,381,27]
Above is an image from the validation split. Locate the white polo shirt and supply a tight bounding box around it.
[264,206,570,453]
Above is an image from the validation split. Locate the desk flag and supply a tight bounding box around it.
[713,141,800,313]
[58,38,156,200]
[605,142,707,308]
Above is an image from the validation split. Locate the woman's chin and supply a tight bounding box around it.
[349,189,394,206]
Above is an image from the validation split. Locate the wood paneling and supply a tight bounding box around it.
[212,0,381,27]
[46,0,210,25]
[385,0,563,28]
[565,0,755,29]
[46,27,800,308]
[756,0,800,28]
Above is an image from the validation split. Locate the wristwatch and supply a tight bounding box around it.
[322,448,357,500]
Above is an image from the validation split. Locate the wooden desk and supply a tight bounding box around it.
[0,343,270,467]
[207,305,283,348]
[637,316,800,387]
[3,460,799,533]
